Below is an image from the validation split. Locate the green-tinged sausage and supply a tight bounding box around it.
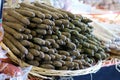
[35,29,47,35]
[4,32,28,54]
[21,7,45,18]
[29,23,37,28]
[27,60,39,66]
[37,24,49,29]
[20,40,34,47]
[7,9,30,25]
[3,12,24,25]
[31,17,42,23]
[26,52,34,60]
[29,49,40,56]
[15,9,35,17]
[3,22,25,32]
[33,38,45,45]
[40,64,55,69]
[3,37,23,57]
[3,24,23,40]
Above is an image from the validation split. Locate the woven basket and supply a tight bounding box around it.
[0,42,102,78]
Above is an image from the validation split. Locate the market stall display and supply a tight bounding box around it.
[1,0,120,80]
[1,2,110,77]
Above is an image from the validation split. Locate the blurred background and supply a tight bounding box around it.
[38,0,120,13]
